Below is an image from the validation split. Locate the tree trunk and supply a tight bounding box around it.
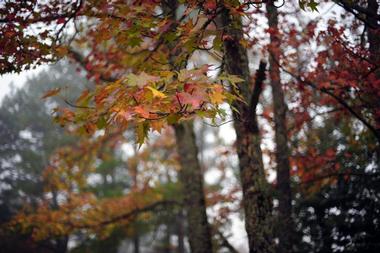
[164,223,172,253]
[220,5,274,253]
[133,234,140,253]
[366,0,380,159]
[174,122,213,253]
[266,3,294,252]
[367,0,380,66]
[55,237,68,253]
[176,211,186,253]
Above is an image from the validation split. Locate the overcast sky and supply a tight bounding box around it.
[0,65,48,102]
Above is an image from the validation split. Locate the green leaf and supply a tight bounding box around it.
[136,122,149,147]
[167,114,180,124]
[308,0,319,11]
[96,116,107,129]
[299,0,319,11]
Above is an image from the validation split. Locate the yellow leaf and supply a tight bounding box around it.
[146,86,167,98]
[128,72,160,87]
[210,92,225,104]
[209,85,225,104]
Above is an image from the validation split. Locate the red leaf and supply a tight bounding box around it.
[57,17,66,24]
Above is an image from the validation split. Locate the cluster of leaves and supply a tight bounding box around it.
[49,67,243,144]
[0,0,83,73]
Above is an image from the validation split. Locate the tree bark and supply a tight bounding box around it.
[367,0,380,131]
[266,3,294,253]
[220,4,274,253]
[174,122,213,253]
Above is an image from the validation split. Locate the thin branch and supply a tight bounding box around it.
[63,98,95,110]
[217,231,240,253]
[202,119,234,127]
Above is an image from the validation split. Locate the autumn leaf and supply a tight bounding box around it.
[76,89,90,104]
[146,86,167,98]
[134,105,151,118]
[136,122,149,147]
[151,120,165,133]
[128,72,160,88]
[209,85,225,104]
[41,88,61,99]
[203,0,217,10]
[176,92,204,109]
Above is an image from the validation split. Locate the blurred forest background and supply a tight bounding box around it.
[0,0,380,253]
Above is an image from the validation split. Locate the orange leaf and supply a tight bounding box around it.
[41,88,61,99]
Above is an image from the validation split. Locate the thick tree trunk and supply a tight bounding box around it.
[266,3,294,253]
[174,122,213,253]
[220,5,274,253]
[367,0,380,65]
[368,0,380,123]
[55,237,68,253]
[366,0,380,159]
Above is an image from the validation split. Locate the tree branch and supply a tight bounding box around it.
[68,48,118,82]
[217,231,240,253]
[249,60,267,112]
[74,200,181,229]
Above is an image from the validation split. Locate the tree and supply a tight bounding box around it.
[220,4,274,251]
[266,2,294,252]
[2,1,380,253]
[0,62,89,252]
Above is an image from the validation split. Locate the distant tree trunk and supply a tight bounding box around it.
[174,122,213,253]
[266,2,294,252]
[164,223,172,253]
[176,211,186,253]
[52,190,68,253]
[133,234,140,253]
[220,4,274,253]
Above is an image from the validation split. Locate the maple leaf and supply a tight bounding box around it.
[209,85,225,104]
[203,0,217,10]
[136,122,149,147]
[76,90,90,104]
[134,105,151,118]
[184,83,196,93]
[146,86,167,98]
[41,88,61,99]
[128,72,160,88]
[176,92,204,109]
[151,120,165,133]
[117,109,133,121]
